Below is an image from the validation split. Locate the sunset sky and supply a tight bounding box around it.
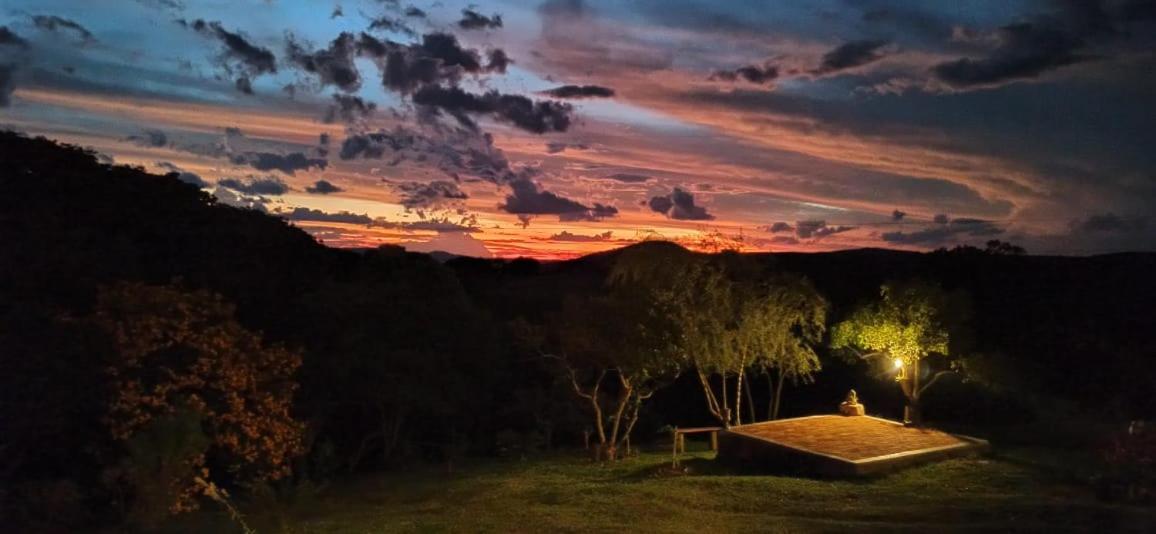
[2,0,1154,259]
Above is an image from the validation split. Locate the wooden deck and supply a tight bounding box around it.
[717,415,989,477]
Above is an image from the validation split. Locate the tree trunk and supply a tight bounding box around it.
[618,391,645,450]
[743,371,756,424]
[695,369,725,424]
[605,373,633,461]
[734,369,744,426]
[765,370,774,422]
[348,430,382,473]
[382,408,405,466]
[588,395,606,459]
[720,373,730,427]
[905,360,922,426]
[771,370,785,420]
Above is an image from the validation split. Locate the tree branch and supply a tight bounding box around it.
[851,348,889,361]
[917,370,956,397]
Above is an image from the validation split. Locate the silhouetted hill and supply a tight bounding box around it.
[0,131,350,338]
[3,130,1154,419]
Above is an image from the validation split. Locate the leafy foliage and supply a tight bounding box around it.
[94,283,304,498]
[609,245,827,425]
[831,280,970,423]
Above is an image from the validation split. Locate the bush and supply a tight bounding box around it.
[115,410,210,528]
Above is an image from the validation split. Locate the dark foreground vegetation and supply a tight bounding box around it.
[163,448,1156,533]
[2,131,1154,531]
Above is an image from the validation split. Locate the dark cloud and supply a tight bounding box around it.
[710,63,779,84]
[384,217,480,233]
[354,32,389,58]
[770,235,800,245]
[229,151,327,175]
[458,9,503,30]
[933,213,950,224]
[283,207,372,225]
[173,172,207,188]
[180,19,276,91]
[305,179,344,194]
[0,26,29,49]
[412,85,573,134]
[560,203,618,222]
[648,187,714,220]
[234,76,253,94]
[647,194,673,214]
[404,7,427,18]
[285,208,479,234]
[337,126,525,186]
[812,39,889,75]
[486,49,511,73]
[212,186,268,212]
[1070,212,1148,233]
[371,214,481,233]
[184,19,276,73]
[31,15,96,44]
[285,32,361,92]
[358,32,505,95]
[368,16,415,36]
[126,129,168,147]
[217,176,290,195]
[892,209,907,221]
[767,221,793,233]
[931,23,1086,89]
[540,84,616,98]
[392,180,468,209]
[157,162,207,188]
[795,220,855,239]
[549,230,614,242]
[331,4,343,19]
[881,217,1003,244]
[927,0,1156,90]
[339,128,421,160]
[545,141,589,153]
[502,178,617,221]
[323,93,377,123]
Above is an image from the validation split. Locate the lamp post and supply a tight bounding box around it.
[893,358,917,425]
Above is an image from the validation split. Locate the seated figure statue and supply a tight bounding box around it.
[839,389,866,416]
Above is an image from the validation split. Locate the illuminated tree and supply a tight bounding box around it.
[830,280,970,426]
[94,282,304,512]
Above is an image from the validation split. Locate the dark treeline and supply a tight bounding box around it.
[2,131,1154,529]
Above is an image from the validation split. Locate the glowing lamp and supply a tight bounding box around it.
[893,358,904,369]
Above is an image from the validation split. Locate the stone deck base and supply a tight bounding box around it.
[717,415,989,477]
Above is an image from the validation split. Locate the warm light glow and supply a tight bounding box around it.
[893,358,904,369]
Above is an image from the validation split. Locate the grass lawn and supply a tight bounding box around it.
[164,446,1155,533]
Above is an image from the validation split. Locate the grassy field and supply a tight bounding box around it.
[165,446,1155,533]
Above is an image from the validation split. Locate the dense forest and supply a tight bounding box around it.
[2,131,1154,529]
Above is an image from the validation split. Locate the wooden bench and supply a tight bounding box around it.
[671,426,724,467]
